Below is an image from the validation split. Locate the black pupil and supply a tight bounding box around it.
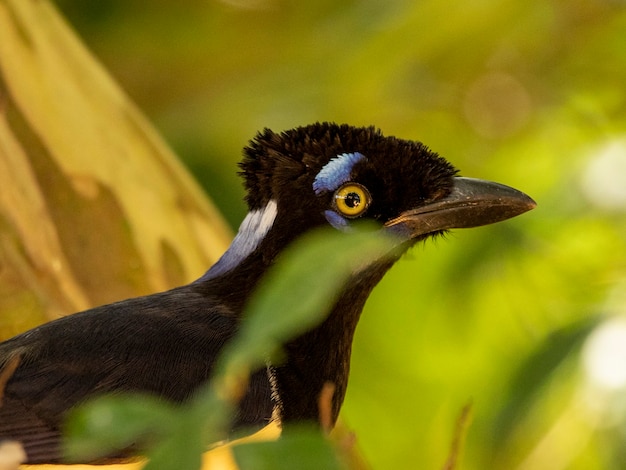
[344,192,361,208]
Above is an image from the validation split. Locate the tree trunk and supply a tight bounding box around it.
[0,0,231,340]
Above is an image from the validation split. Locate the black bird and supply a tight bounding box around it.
[0,123,535,463]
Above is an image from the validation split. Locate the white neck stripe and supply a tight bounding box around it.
[199,200,278,280]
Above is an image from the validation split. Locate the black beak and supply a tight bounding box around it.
[384,177,536,239]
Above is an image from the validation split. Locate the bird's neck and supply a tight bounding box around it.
[272,259,396,426]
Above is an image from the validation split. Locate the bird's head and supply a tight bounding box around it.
[203,122,535,279]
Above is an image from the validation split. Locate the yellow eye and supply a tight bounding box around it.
[333,183,371,218]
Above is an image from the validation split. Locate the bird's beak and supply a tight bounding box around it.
[384,177,536,239]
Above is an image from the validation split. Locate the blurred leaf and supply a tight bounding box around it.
[492,315,602,448]
[64,394,175,462]
[233,426,342,470]
[142,428,204,470]
[218,224,396,378]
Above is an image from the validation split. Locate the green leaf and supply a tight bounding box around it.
[199,224,397,435]
[143,428,204,470]
[492,315,602,447]
[233,426,343,470]
[217,224,397,378]
[64,394,176,462]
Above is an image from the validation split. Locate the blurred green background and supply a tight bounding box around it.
[51,1,626,469]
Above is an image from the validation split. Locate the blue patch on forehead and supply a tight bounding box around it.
[313,152,366,195]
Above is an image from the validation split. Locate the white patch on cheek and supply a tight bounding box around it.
[199,199,278,280]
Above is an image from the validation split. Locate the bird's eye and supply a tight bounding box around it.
[333,183,371,218]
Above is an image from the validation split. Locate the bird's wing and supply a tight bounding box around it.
[0,287,248,463]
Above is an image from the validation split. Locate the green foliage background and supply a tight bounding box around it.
[18,1,626,469]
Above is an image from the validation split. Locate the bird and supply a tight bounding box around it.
[0,122,535,464]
